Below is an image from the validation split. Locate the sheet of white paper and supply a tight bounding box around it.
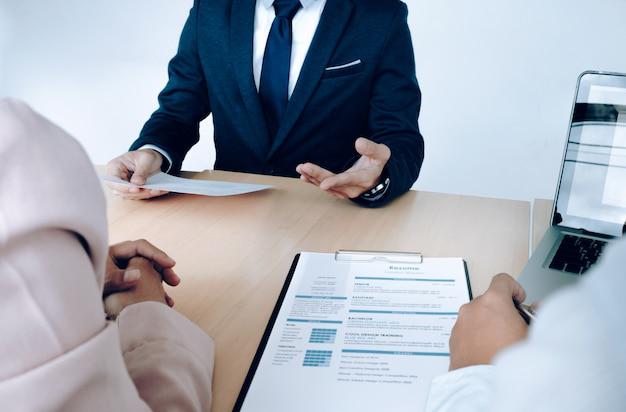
[239,252,471,412]
[100,172,272,197]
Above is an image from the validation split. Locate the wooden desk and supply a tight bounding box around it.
[105,170,530,412]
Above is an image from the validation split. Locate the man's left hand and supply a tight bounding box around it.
[296,137,391,199]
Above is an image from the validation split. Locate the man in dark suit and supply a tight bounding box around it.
[107,0,424,207]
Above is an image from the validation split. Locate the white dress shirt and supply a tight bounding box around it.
[143,0,327,171]
[254,0,326,98]
[425,239,626,411]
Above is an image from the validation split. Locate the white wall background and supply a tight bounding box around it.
[1,0,626,201]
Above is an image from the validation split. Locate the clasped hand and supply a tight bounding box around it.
[103,239,180,318]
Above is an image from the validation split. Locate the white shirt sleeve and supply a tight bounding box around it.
[138,144,173,173]
[424,239,626,412]
[425,365,495,412]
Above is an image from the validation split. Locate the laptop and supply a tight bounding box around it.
[519,71,626,302]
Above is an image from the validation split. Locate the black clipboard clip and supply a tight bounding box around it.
[334,250,423,264]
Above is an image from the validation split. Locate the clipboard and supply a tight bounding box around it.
[333,250,472,300]
[233,250,472,412]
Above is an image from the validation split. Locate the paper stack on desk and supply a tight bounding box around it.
[101,172,272,197]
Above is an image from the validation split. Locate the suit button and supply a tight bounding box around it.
[268,168,275,174]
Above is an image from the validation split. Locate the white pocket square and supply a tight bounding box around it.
[325,59,362,71]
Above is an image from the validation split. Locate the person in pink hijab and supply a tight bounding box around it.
[0,99,214,411]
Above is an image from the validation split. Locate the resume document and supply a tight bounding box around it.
[237,252,471,412]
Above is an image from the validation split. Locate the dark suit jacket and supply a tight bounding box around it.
[130,0,424,206]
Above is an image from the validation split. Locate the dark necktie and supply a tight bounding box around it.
[259,0,303,140]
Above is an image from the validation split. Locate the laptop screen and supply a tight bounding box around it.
[553,72,626,237]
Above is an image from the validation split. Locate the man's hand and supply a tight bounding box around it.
[296,137,391,199]
[106,149,169,200]
[104,239,179,307]
[104,257,169,318]
[449,274,529,371]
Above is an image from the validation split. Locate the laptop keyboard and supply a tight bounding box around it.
[549,234,607,275]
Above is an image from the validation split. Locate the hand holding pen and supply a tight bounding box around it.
[514,301,537,325]
[449,274,530,370]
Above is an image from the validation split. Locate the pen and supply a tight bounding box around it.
[514,300,536,325]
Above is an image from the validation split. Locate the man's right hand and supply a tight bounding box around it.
[448,274,529,371]
[106,149,169,200]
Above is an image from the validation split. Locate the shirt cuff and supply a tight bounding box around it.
[137,144,172,173]
[425,365,495,412]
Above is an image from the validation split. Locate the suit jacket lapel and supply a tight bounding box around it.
[230,0,271,159]
[267,0,354,160]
